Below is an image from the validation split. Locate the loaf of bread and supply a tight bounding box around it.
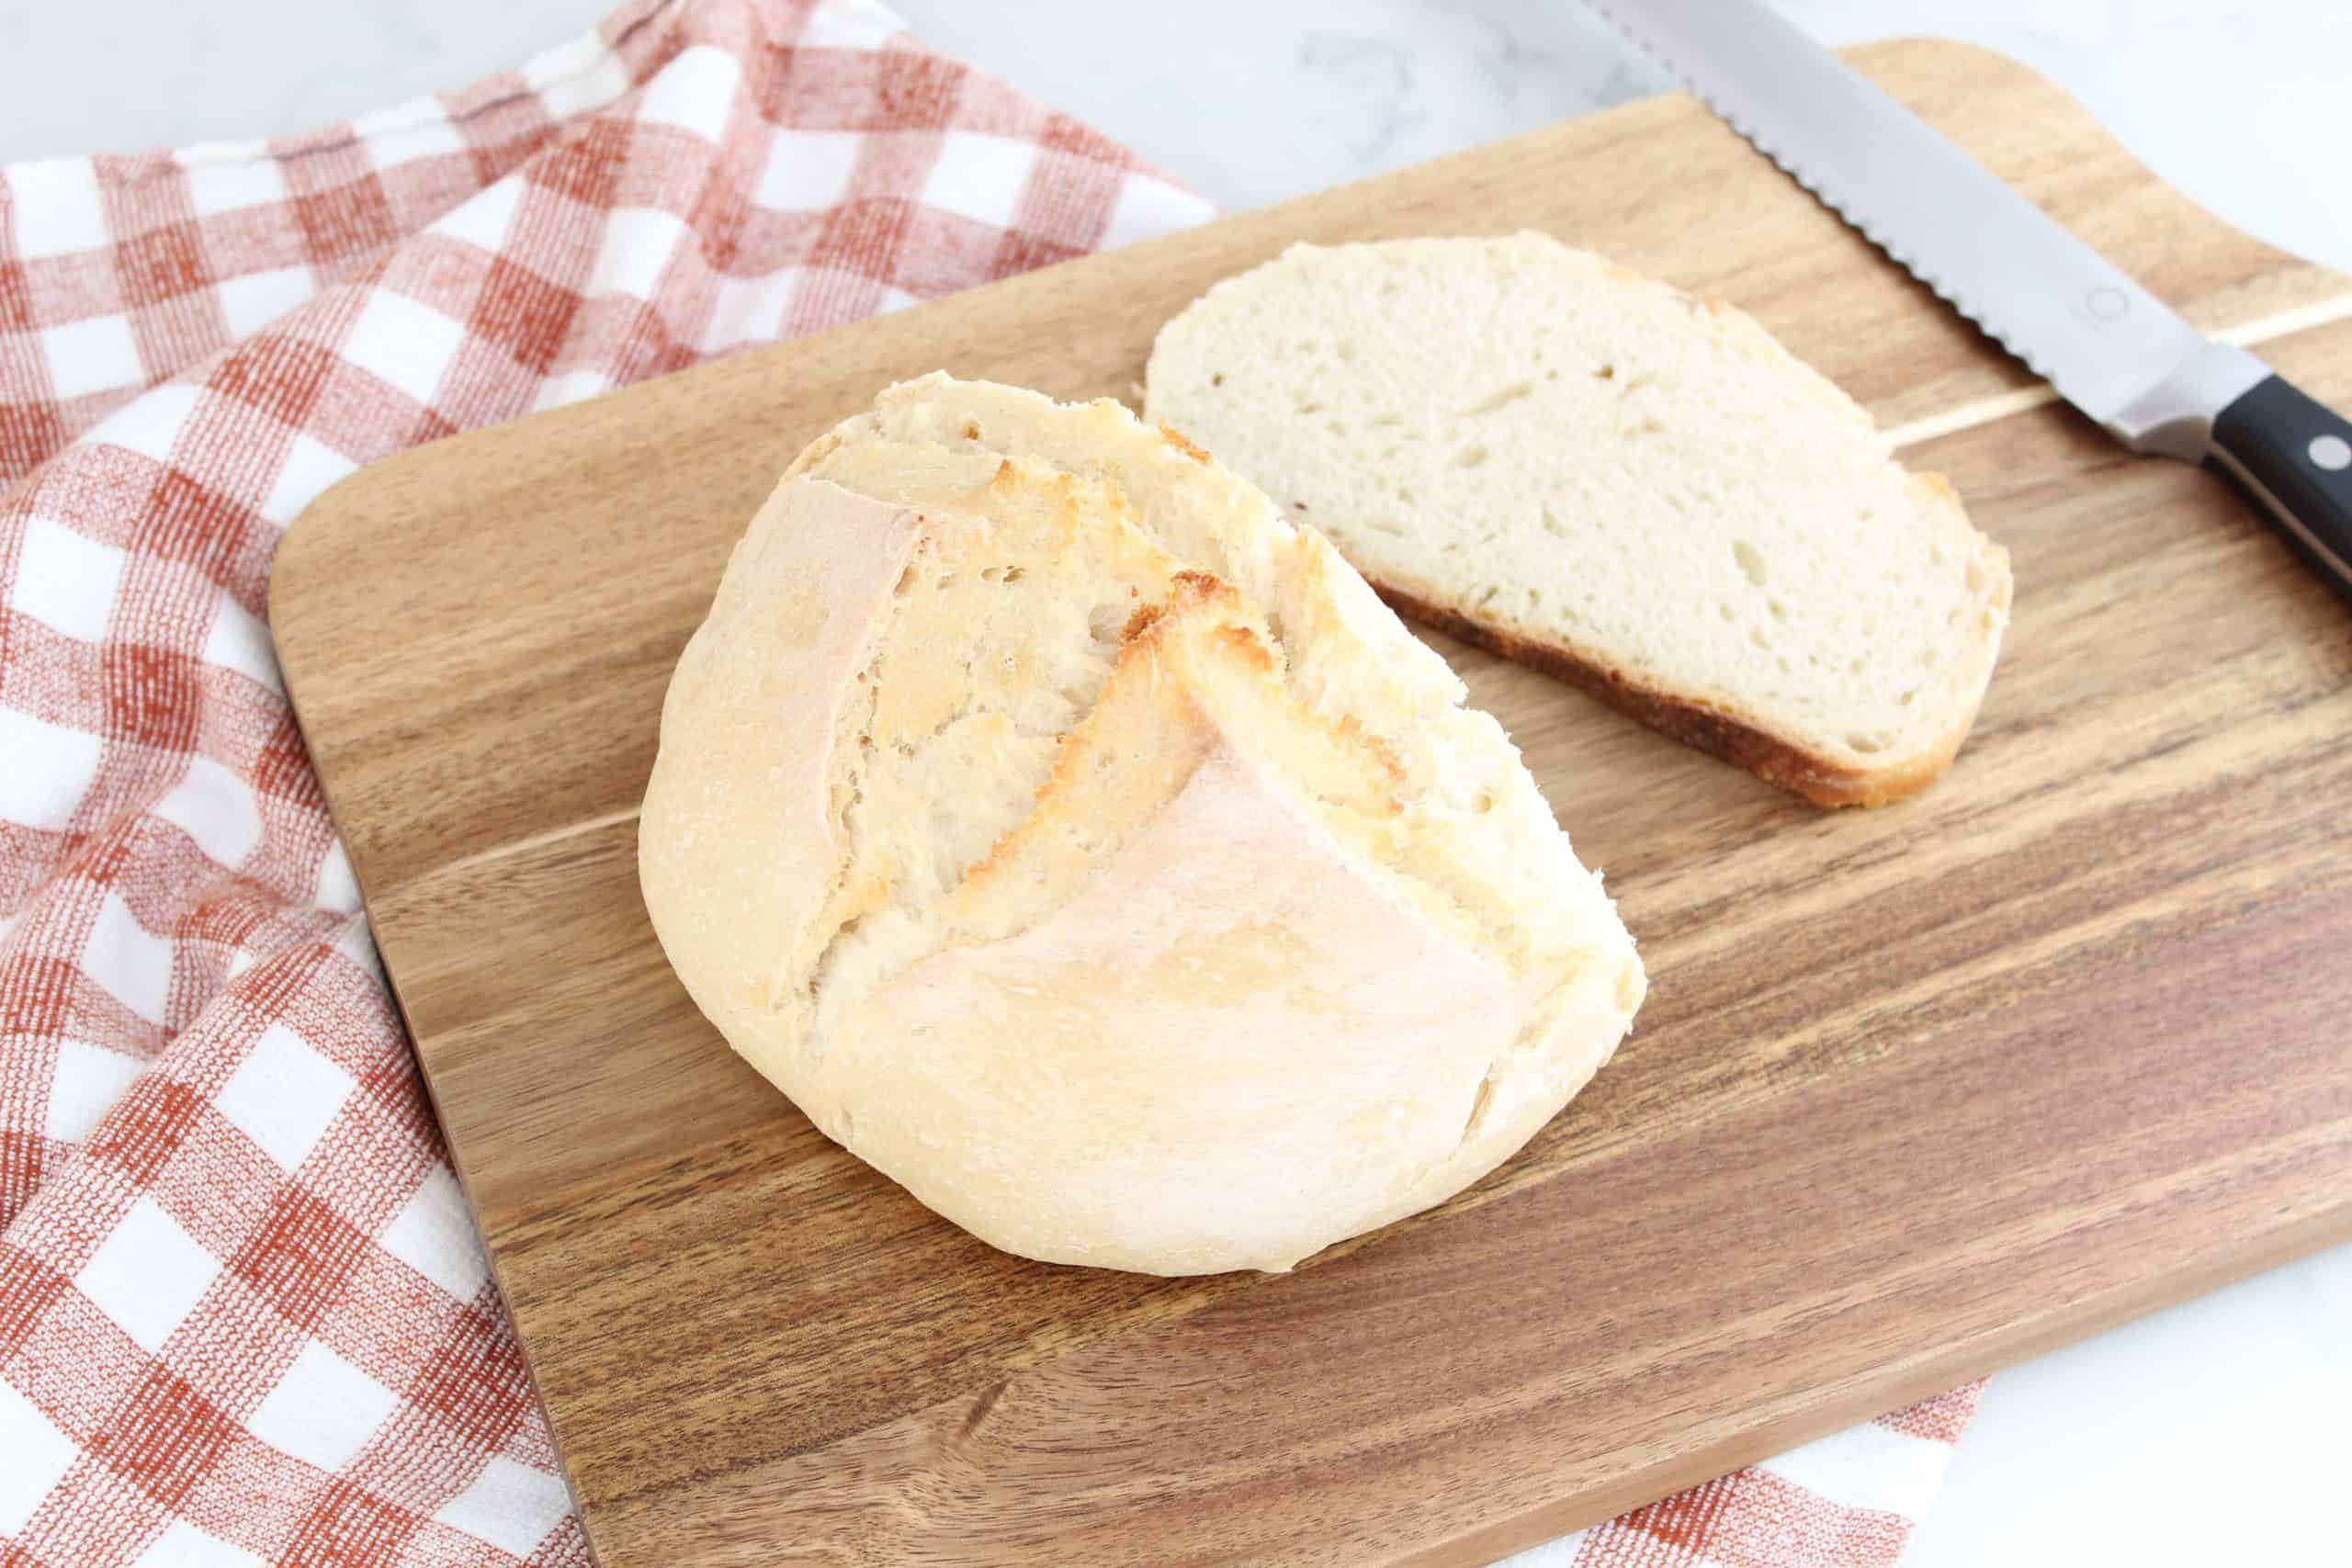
[1144,233,2014,806]
[639,374,1643,1276]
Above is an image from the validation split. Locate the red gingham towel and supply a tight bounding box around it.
[0,1,1980,1561]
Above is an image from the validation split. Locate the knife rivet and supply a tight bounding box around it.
[2312,434,2352,472]
[2085,287,2129,321]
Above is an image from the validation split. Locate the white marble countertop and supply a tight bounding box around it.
[6,2,2346,1562]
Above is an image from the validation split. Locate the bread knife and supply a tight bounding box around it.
[1589,0,2352,601]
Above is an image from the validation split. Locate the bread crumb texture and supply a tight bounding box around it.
[1144,232,2013,805]
[639,374,1643,1275]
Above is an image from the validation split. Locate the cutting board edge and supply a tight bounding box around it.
[1416,1194,2352,1565]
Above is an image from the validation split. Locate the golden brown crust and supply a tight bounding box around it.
[1156,423,1214,463]
[1370,582,1981,808]
[1916,469,1963,508]
[1213,620,1278,673]
[1329,711,1408,793]
[1120,601,1164,641]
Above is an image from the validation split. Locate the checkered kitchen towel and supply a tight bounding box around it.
[0,0,1981,1561]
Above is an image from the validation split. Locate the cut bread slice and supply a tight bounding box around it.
[1143,232,2014,807]
[640,379,1644,1276]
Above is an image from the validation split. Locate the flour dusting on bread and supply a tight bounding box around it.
[640,374,1643,1276]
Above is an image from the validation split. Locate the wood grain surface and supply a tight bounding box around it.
[270,39,2352,1567]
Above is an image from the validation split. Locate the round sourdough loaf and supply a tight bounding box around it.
[639,375,1643,1275]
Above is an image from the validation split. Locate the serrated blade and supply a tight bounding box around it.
[1590,0,2215,430]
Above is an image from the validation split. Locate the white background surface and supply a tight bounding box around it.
[5,2,2347,1563]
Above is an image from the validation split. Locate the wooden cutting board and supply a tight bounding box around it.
[271,39,2352,1567]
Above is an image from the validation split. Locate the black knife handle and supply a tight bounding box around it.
[2204,373,2352,603]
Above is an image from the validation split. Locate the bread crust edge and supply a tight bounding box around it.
[1370,581,1996,809]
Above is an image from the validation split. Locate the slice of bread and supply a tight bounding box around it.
[641,378,1645,1275]
[1143,232,2014,807]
